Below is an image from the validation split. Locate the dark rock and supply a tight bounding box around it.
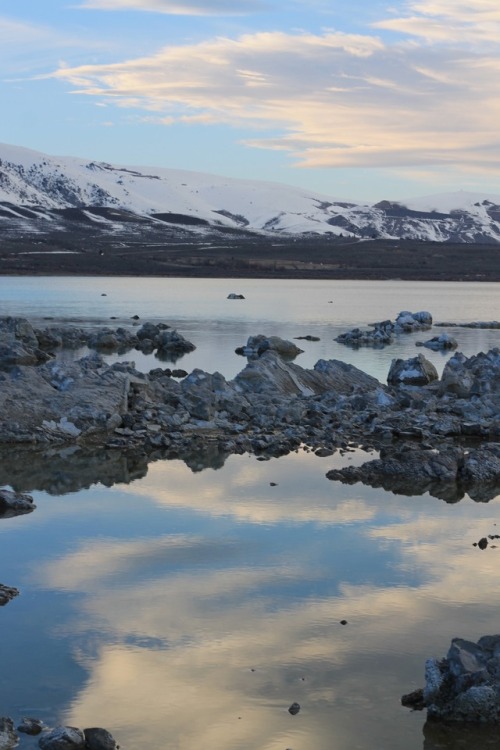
[0,584,19,606]
[478,537,489,550]
[401,688,425,710]
[288,702,301,715]
[83,727,117,750]
[18,718,43,735]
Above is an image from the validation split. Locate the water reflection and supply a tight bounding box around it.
[0,453,493,749]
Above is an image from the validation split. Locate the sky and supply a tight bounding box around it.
[2,0,500,201]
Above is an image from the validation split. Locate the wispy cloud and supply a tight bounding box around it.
[78,0,268,14]
[48,3,500,173]
[375,0,500,44]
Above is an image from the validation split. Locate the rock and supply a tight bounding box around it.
[18,718,43,735]
[0,584,19,605]
[387,354,439,385]
[83,727,118,750]
[236,334,303,360]
[440,349,500,398]
[416,333,458,351]
[288,702,301,715]
[335,311,432,348]
[38,726,86,749]
[0,488,36,518]
[0,717,18,750]
[401,688,425,710]
[156,329,196,354]
[227,293,245,299]
[404,635,500,723]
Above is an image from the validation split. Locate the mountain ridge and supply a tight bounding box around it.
[1,143,500,245]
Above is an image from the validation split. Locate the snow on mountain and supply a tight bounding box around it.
[1,142,500,243]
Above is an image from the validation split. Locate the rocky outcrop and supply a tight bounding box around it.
[0,316,196,362]
[2,317,500,491]
[404,636,500,723]
[335,310,432,348]
[387,353,438,385]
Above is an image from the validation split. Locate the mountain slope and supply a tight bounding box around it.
[1,143,500,243]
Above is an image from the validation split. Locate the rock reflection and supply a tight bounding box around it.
[423,720,500,749]
[0,441,230,495]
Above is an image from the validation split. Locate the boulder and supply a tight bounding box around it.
[387,354,438,385]
[440,349,500,398]
[83,727,118,750]
[406,635,500,723]
[38,726,86,749]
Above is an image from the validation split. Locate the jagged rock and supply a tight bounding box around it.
[234,351,382,397]
[227,293,245,299]
[440,349,500,398]
[0,584,19,605]
[387,353,438,385]
[0,488,36,518]
[0,717,18,750]
[156,329,196,354]
[38,726,86,749]
[407,636,500,723]
[417,333,458,351]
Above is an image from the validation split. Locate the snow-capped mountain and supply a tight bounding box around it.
[1,143,500,243]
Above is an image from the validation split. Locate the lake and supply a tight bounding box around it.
[1,277,500,750]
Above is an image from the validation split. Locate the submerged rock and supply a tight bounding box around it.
[416,333,458,351]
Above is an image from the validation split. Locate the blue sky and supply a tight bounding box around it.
[2,0,500,201]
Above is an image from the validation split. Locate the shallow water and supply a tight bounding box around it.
[1,277,500,749]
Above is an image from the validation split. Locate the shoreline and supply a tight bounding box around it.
[1,236,500,280]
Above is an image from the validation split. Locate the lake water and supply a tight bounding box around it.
[1,277,500,750]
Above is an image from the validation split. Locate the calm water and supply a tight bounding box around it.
[1,277,500,750]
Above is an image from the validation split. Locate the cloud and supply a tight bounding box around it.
[375,0,500,44]
[79,0,268,14]
[48,7,500,174]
